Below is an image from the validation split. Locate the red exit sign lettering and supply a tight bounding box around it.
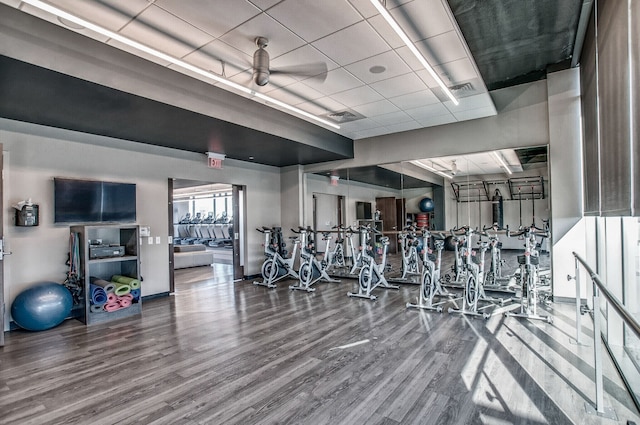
[208,157,223,169]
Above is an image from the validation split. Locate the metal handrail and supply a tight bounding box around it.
[572,252,640,339]
[571,251,640,418]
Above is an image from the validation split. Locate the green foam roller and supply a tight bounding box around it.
[111,275,141,289]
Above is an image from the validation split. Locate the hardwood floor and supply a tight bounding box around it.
[0,265,638,424]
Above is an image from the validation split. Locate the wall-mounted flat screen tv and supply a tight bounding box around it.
[54,178,136,224]
[356,201,372,220]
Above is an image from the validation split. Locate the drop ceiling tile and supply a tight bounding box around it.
[385,120,423,133]
[371,111,413,126]
[418,31,467,66]
[369,72,427,98]
[395,45,422,71]
[339,118,383,132]
[47,0,150,31]
[248,0,281,10]
[313,21,390,66]
[405,103,450,120]
[219,13,305,58]
[262,71,301,89]
[183,40,252,76]
[107,38,172,66]
[452,106,497,121]
[352,99,400,117]
[416,113,457,127]
[296,97,347,116]
[155,0,261,38]
[391,0,453,41]
[267,0,362,42]
[17,4,108,43]
[354,126,393,139]
[331,86,384,108]
[269,45,338,84]
[445,93,495,112]
[345,50,412,84]
[367,14,404,49]
[119,5,214,58]
[345,0,379,18]
[389,90,439,109]
[435,58,478,85]
[301,68,363,96]
[270,45,338,71]
[263,84,322,105]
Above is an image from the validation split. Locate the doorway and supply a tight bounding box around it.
[168,179,245,292]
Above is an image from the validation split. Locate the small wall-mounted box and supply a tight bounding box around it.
[15,204,39,226]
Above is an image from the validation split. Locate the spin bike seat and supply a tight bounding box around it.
[518,255,539,266]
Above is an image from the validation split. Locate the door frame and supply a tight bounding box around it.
[1,146,5,346]
[168,179,245,291]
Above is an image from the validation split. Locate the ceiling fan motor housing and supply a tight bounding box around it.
[253,37,270,86]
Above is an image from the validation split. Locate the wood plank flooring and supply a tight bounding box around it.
[0,263,638,425]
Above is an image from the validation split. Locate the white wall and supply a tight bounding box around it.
[547,68,585,299]
[1,119,281,330]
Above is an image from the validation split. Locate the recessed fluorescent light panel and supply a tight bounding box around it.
[369,0,458,105]
[410,160,453,179]
[492,151,512,174]
[21,0,340,130]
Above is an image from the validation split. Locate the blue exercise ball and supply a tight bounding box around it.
[419,197,435,212]
[11,282,73,331]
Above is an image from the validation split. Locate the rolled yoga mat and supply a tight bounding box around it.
[113,283,131,296]
[89,284,107,306]
[104,302,121,313]
[107,293,118,304]
[89,277,116,294]
[118,297,132,308]
[130,288,141,301]
[111,275,141,290]
[90,304,104,313]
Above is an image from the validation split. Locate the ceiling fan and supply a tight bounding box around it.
[251,36,328,87]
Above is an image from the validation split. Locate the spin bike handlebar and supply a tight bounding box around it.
[506,225,549,239]
[255,226,273,233]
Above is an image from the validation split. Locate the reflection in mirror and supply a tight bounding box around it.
[303,146,551,308]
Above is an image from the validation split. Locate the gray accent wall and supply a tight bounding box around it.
[1,118,281,331]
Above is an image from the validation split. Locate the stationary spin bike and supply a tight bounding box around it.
[407,230,459,312]
[504,225,552,323]
[398,226,421,281]
[348,226,399,301]
[444,227,468,285]
[348,226,365,276]
[326,225,347,270]
[253,227,299,288]
[289,227,340,292]
[448,228,506,319]
[482,224,509,289]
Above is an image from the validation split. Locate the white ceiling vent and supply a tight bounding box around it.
[449,82,475,95]
[323,109,366,123]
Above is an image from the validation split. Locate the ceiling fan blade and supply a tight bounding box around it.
[270,62,328,82]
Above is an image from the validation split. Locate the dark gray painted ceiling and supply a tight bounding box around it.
[316,166,433,191]
[448,0,583,90]
[0,55,352,167]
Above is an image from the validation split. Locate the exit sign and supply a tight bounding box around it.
[208,157,223,169]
